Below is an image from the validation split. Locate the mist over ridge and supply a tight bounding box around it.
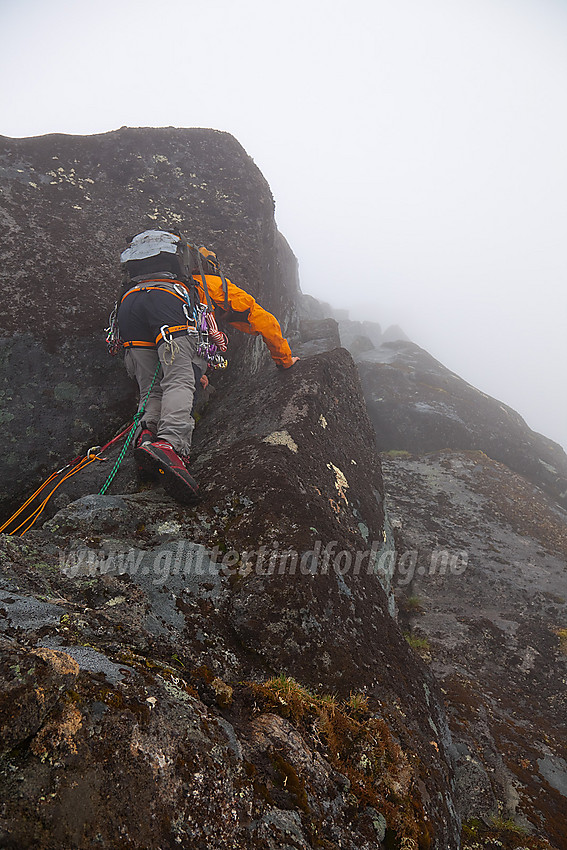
[2,0,566,454]
[298,280,567,454]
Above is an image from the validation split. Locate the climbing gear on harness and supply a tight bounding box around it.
[115,281,227,368]
[105,303,123,356]
[163,278,227,370]
[159,325,180,366]
[193,302,228,370]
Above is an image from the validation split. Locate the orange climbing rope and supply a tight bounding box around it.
[0,425,132,537]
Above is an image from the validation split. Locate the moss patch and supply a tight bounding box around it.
[461,815,554,849]
[248,674,429,848]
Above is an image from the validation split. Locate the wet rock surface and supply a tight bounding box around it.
[0,127,297,340]
[0,127,299,516]
[358,341,567,509]
[0,130,462,848]
[301,300,567,847]
[0,350,461,849]
[383,450,567,848]
[2,127,565,849]
[0,638,79,756]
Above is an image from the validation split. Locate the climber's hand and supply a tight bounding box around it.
[200,374,209,389]
[276,356,300,370]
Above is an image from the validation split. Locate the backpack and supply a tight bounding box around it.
[107,230,229,367]
[120,229,191,283]
[119,229,228,309]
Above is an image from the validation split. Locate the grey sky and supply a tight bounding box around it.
[1,0,566,449]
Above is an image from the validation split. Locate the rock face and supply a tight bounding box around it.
[328,335,567,847]
[383,450,567,849]
[0,350,460,849]
[0,127,298,340]
[2,126,565,850]
[357,341,567,510]
[0,130,461,849]
[0,127,298,517]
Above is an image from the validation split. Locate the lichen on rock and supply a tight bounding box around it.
[0,126,490,849]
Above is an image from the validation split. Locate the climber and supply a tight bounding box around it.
[113,230,299,504]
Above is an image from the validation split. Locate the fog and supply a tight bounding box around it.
[1,0,566,448]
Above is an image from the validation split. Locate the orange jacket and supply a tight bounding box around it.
[193,274,293,368]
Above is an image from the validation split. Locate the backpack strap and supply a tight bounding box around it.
[179,239,192,284]
[201,247,229,310]
[195,246,229,311]
[195,247,214,312]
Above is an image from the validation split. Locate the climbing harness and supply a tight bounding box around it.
[112,277,227,370]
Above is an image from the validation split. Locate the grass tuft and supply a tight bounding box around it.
[554,628,567,655]
[401,595,424,614]
[490,815,528,835]
[248,674,427,846]
[348,691,369,713]
[404,632,430,652]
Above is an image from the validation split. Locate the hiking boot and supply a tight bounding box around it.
[136,424,156,448]
[134,440,199,504]
[135,424,157,481]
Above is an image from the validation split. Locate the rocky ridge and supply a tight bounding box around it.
[1,127,565,849]
[1,129,461,849]
[306,305,567,847]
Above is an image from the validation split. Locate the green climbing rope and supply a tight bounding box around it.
[99,363,161,496]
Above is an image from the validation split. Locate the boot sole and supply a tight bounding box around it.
[134,445,200,505]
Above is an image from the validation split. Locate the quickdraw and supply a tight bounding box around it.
[193,302,228,370]
[105,303,123,356]
[172,281,228,370]
[159,325,180,366]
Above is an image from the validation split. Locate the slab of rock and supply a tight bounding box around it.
[0,638,79,755]
[359,341,567,508]
[0,127,299,518]
[383,449,567,846]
